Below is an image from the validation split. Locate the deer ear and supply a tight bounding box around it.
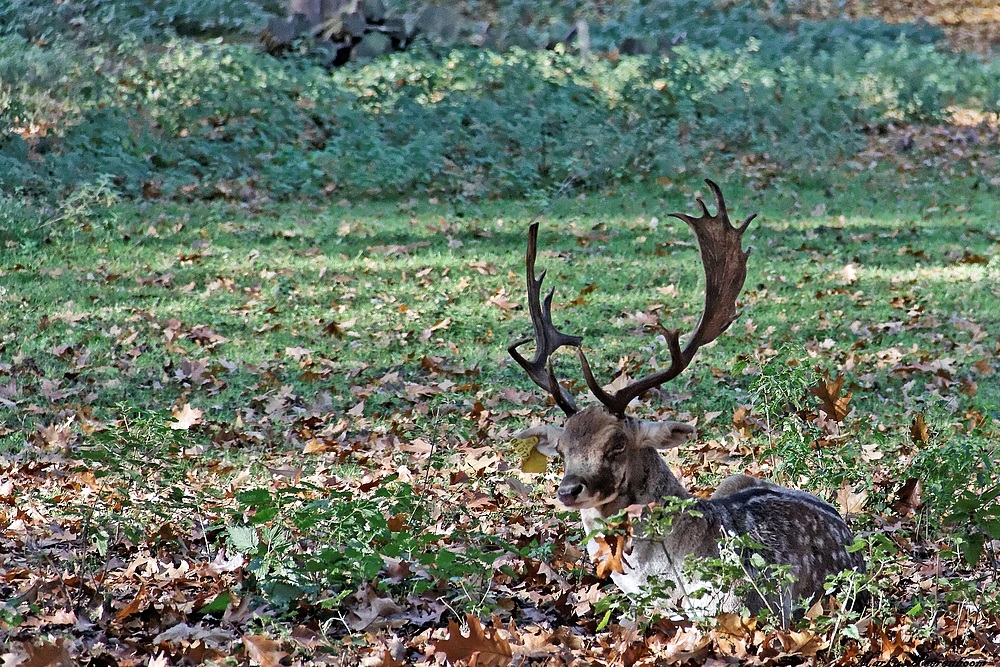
[635,420,696,450]
[513,425,564,458]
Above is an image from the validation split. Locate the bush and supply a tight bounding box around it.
[1,2,999,201]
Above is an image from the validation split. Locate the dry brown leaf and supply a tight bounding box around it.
[431,614,513,667]
[115,583,147,621]
[836,480,868,515]
[592,533,627,578]
[147,654,171,667]
[810,373,852,421]
[715,612,755,637]
[893,478,923,517]
[15,640,73,667]
[347,585,403,631]
[662,628,711,664]
[779,629,826,656]
[731,405,756,438]
[169,403,204,430]
[302,437,326,454]
[243,635,287,667]
[910,413,930,443]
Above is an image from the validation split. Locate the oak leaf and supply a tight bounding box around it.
[243,635,287,667]
[431,614,512,667]
[779,629,826,656]
[892,478,923,517]
[347,586,403,631]
[169,403,204,430]
[14,640,73,667]
[810,374,852,421]
[593,533,627,579]
[910,413,929,443]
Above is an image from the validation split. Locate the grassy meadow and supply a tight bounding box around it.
[1,0,999,663]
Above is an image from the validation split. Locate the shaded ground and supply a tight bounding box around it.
[805,0,1000,52]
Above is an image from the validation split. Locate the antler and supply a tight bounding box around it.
[585,179,754,415]
[507,222,584,415]
[509,180,753,418]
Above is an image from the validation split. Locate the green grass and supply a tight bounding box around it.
[3,1,1000,659]
[1,169,998,659]
[3,171,996,432]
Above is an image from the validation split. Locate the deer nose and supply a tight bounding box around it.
[557,481,585,504]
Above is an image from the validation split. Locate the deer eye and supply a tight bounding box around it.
[609,433,628,455]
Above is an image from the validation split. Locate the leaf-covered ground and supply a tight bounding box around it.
[2,1,1000,663]
[2,143,999,664]
[846,0,1000,53]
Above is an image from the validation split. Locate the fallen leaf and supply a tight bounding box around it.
[838,263,859,284]
[347,585,403,631]
[892,478,923,517]
[780,629,826,656]
[593,533,627,578]
[115,583,148,621]
[243,635,287,667]
[810,373,852,421]
[836,480,867,515]
[431,614,512,667]
[510,436,547,473]
[16,640,73,667]
[910,413,929,443]
[169,403,204,430]
[284,346,312,360]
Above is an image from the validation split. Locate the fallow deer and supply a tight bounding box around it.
[509,180,865,624]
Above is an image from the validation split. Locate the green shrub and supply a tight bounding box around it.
[0,0,278,43]
[2,2,999,200]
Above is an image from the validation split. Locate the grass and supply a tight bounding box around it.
[2,1,1000,660]
[3,170,996,429]
[1,167,998,660]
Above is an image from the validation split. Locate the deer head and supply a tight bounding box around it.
[509,180,753,511]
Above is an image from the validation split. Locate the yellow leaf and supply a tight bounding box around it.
[302,438,325,454]
[520,447,548,473]
[510,436,546,473]
[836,480,868,515]
[593,534,627,578]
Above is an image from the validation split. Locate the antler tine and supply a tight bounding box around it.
[592,179,754,416]
[508,222,583,415]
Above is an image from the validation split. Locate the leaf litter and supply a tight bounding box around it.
[2,182,998,664]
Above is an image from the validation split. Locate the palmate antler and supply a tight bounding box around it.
[509,179,754,417]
